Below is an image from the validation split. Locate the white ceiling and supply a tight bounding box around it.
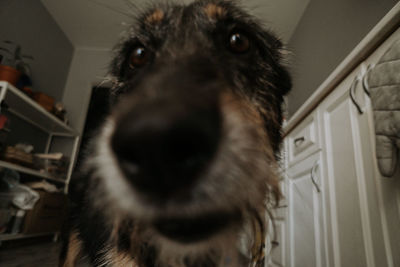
[41,0,310,49]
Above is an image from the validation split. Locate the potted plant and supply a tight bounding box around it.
[0,41,33,86]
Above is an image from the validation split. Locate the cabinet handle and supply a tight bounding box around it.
[349,77,364,114]
[362,64,374,97]
[294,136,305,147]
[271,240,280,246]
[310,160,321,193]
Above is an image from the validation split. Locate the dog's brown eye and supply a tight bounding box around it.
[229,32,250,53]
[129,46,149,68]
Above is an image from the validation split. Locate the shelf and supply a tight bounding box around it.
[0,81,78,136]
[0,160,66,184]
[0,232,56,242]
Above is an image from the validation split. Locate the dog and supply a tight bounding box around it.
[59,0,291,266]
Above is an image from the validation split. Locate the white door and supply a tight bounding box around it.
[318,66,388,267]
[361,27,400,267]
[286,152,326,267]
[266,179,288,267]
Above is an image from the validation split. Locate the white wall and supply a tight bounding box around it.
[287,0,398,116]
[62,48,112,134]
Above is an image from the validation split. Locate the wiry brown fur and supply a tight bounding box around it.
[204,3,227,19]
[61,0,291,266]
[145,9,164,25]
[60,232,83,267]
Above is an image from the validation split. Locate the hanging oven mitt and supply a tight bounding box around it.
[366,39,400,177]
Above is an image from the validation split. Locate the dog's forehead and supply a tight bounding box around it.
[111,0,286,87]
[144,1,229,23]
[130,1,260,43]
[142,1,229,26]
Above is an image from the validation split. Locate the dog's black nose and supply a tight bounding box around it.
[111,104,221,197]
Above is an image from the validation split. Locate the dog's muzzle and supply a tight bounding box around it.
[108,58,243,242]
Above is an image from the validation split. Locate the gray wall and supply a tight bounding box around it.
[287,0,398,116]
[62,48,111,134]
[0,0,73,101]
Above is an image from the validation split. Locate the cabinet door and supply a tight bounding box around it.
[266,179,288,267]
[361,27,400,267]
[318,66,388,267]
[267,219,286,267]
[286,152,326,267]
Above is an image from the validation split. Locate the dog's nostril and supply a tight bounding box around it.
[166,126,217,167]
[111,108,221,196]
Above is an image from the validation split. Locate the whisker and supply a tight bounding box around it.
[87,0,135,18]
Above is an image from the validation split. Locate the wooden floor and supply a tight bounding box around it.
[0,240,90,267]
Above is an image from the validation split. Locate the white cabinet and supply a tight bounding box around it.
[269,220,286,266]
[282,18,400,267]
[286,152,326,267]
[287,112,320,167]
[318,65,388,267]
[282,110,327,267]
[266,179,288,267]
[361,27,400,267]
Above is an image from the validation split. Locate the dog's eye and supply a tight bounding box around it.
[228,32,250,54]
[129,46,149,68]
